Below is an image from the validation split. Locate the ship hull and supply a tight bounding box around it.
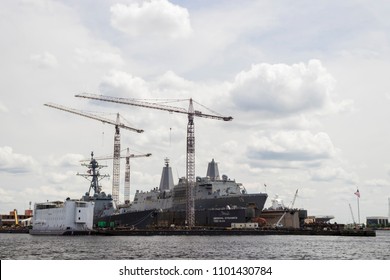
[29,229,94,235]
[96,209,157,229]
[156,208,253,228]
[95,193,267,229]
[184,193,267,211]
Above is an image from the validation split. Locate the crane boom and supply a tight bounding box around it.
[13,209,19,226]
[92,153,152,161]
[275,189,298,227]
[349,203,356,225]
[75,93,233,121]
[44,102,144,133]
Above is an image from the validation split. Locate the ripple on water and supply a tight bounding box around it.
[1,231,389,259]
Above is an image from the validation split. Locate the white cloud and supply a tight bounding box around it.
[0,146,38,173]
[0,101,9,113]
[29,51,58,68]
[48,153,85,168]
[229,60,351,117]
[0,187,14,205]
[74,48,124,67]
[155,70,194,91]
[46,172,71,184]
[247,130,336,166]
[310,165,358,184]
[99,70,151,98]
[364,179,390,189]
[110,0,192,38]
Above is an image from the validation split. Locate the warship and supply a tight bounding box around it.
[79,153,117,219]
[80,153,268,228]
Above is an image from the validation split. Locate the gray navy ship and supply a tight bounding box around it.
[80,154,268,229]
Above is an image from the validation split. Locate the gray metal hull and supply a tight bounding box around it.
[183,193,267,211]
[29,229,93,235]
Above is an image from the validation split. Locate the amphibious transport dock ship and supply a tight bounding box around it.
[94,158,268,228]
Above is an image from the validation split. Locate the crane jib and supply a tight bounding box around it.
[44,102,143,133]
[75,93,233,121]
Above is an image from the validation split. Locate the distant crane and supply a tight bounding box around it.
[275,189,299,228]
[44,102,144,205]
[75,93,233,227]
[90,148,152,204]
[349,203,356,225]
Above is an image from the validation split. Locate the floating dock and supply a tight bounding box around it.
[0,226,376,236]
[94,227,376,237]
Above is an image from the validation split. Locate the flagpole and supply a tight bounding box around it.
[354,188,361,226]
[357,195,360,225]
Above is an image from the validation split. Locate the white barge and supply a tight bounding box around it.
[29,198,94,235]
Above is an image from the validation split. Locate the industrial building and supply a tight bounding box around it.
[0,209,33,227]
[366,216,389,227]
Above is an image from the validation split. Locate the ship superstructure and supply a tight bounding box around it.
[79,152,116,219]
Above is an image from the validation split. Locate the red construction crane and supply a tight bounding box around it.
[44,102,144,205]
[75,93,233,227]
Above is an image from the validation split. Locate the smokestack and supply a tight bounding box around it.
[206,158,220,181]
[159,158,174,191]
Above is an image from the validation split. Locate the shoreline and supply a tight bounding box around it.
[0,227,376,236]
[94,227,376,237]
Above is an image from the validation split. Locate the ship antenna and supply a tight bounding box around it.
[78,151,109,195]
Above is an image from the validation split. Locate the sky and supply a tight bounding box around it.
[1,0,390,224]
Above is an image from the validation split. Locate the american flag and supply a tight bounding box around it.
[354,189,360,198]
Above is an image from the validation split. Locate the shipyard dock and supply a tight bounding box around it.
[93,227,376,237]
[0,226,376,236]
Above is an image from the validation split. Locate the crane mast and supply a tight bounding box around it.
[124,148,131,204]
[44,103,144,205]
[90,148,152,204]
[113,114,121,205]
[186,99,195,226]
[75,93,233,228]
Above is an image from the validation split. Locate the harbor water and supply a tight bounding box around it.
[1,230,390,260]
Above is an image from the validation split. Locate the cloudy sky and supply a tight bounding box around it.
[1,0,390,224]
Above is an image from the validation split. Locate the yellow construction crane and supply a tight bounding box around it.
[75,93,232,228]
[90,148,152,204]
[13,209,19,226]
[44,102,144,205]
